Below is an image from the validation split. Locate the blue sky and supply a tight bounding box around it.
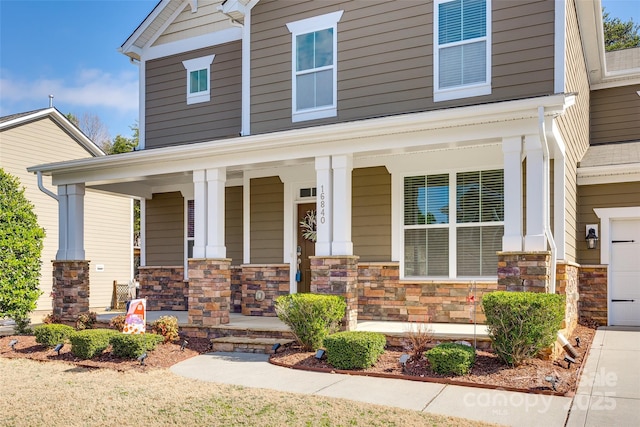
[0,0,638,143]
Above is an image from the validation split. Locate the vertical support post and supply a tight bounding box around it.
[554,151,566,259]
[192,170,207,258]
[525,134,546,251]
[315,156,332,256]
[206,167,226,259]
[502,137,523,251]
[331,154,353,255]
[56,185,69,260]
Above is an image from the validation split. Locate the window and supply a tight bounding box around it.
[182,55,215,105]
[403,169,503,278]
[286,11,343,122]
[434,0,491,102]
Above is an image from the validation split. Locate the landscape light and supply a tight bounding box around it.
[54,343,64,355]
[399,354,410,372]
[137,352,148,365]
[9,339,18,351]
[314,349,325,360]
[544,375,559,391]
[180,339,188,352]
[271,343,281,353]
[575,337,581,348]
[564,355,576,369]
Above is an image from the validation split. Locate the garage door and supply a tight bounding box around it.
[610,219,640,326]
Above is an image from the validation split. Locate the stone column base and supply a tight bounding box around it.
[188,258,231,326]
[52,260,90,321]
[310,256,359,331]
[498,251,551,292]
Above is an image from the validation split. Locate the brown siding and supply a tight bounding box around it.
[590,84,640,145]
[145,41,242,149]
[555,0,591,262]
[577,182,640,264]
[146,192,184,265]
[225,186,243,264]
[352,166,391,261]
[250,177,284,263]
[250,0,554,135]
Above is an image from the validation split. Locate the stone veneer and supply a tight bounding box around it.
[311,256,359,330]
[52,261,90,320]
[556,261,579,333]
[578,265,608,326]
[188,258,231,326]
[138,266,187,311]
[358,262,501,323]
[241,264,290,316]
[498,252,551,292]
[230,266,242,313]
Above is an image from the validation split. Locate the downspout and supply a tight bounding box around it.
[538,107,557,294]
[37,171,58,201]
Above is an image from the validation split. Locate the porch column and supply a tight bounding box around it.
[206,167,226,258]
[554,151,566,259]
[331,154,353,255]
[56,183,85,260]
[524,134,546,251]
[502,137,523,251]
[192,170,207,258]
[315,156,332,256]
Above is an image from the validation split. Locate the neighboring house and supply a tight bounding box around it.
[27,0,640,327]
[0,108,133,312]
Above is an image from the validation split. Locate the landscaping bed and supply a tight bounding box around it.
[270,323,595,396]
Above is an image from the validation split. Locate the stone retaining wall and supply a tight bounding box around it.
[241,264,290,316]
[138,266,187,311]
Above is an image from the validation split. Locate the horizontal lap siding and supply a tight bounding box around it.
[590,85,640,144]
[145,42,241,149]
[146,192,184,265]
[226,186,243,265]
[250,177,284,263]
[250,0,554,135]
[577,182,640,264]
[352,167,391,261]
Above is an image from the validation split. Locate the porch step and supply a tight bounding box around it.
[210,336,294,354]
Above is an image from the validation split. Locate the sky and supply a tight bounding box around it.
[0,0,638,143]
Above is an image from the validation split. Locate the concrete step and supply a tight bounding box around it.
[210,336,295,354]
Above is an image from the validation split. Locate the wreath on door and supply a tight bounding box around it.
[300,210,317,242]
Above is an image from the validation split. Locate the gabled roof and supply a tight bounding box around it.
[0,108,105,157]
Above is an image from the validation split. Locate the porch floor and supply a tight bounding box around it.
[97,311,489,340]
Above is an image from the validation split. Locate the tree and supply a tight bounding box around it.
[103,123,139,155]
[65,112,111,149]
[603,8,640,52]
[0,169,45,327]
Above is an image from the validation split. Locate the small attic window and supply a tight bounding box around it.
[182,55,215,105]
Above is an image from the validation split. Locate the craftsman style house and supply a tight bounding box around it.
[29,0,640,327]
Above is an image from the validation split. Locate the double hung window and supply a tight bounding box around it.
[286,11,343,122]
[403,169,503,278]
[434,0,491,101]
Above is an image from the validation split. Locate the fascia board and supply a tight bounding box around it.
[577,164,640,185]
[29,94,571,182]
[1,108,104,157]
[120,0,171,57]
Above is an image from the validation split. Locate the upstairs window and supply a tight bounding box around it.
[182,55,215,105]
[286,11,343,122]
[434,0,491,102]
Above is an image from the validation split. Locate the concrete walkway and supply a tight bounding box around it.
[171,326,640,427]
[566,326,640,427]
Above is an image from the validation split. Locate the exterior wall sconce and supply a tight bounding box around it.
[586,225,599,249]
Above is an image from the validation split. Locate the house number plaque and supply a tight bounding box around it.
[319,185,326,224]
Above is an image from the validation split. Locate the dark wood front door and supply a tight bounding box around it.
[297,203,316,293]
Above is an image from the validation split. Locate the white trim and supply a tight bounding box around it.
[286,11,343,123]
[577,164,640,185]
[141,27,242,61]
[140,199,146,267]
[182,55,215,105]
[553,150,566,259]
[433,0,492,102]
[120,0,171,57]
[242,173,251,264]
[138,59,146,150]
[554,0,566,94]
[184,198,191,277]
[143,1,188,51]
[241,7,252,136]
[502,136,523,251]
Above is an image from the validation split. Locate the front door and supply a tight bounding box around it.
[297,203,316,293]
[610,219,640,326]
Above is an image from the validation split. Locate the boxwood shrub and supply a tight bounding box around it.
[69,329,119,359]
[482,291,565,366]
[323,331,386,370]
[274,293,346,351]
[110,333,164,358]
[425,343,476,376]
[34,324,75,347]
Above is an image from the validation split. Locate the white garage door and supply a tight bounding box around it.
[610,219,640,326]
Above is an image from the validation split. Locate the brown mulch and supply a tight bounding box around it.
[0,334,210,372]
[270,324,596,396]
[1,324,595,396]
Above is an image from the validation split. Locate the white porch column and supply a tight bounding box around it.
[554,152,566,259]
[205,167,226,258]
[56,184,85,260]
[331,154,353,255]
[502,137,523,251]
[315,156,332,256]
[524,134,546,250]
[192,170,207,258]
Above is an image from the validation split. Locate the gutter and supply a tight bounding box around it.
[538,106,557,294]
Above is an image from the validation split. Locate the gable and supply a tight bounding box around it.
[153,1,229,47]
